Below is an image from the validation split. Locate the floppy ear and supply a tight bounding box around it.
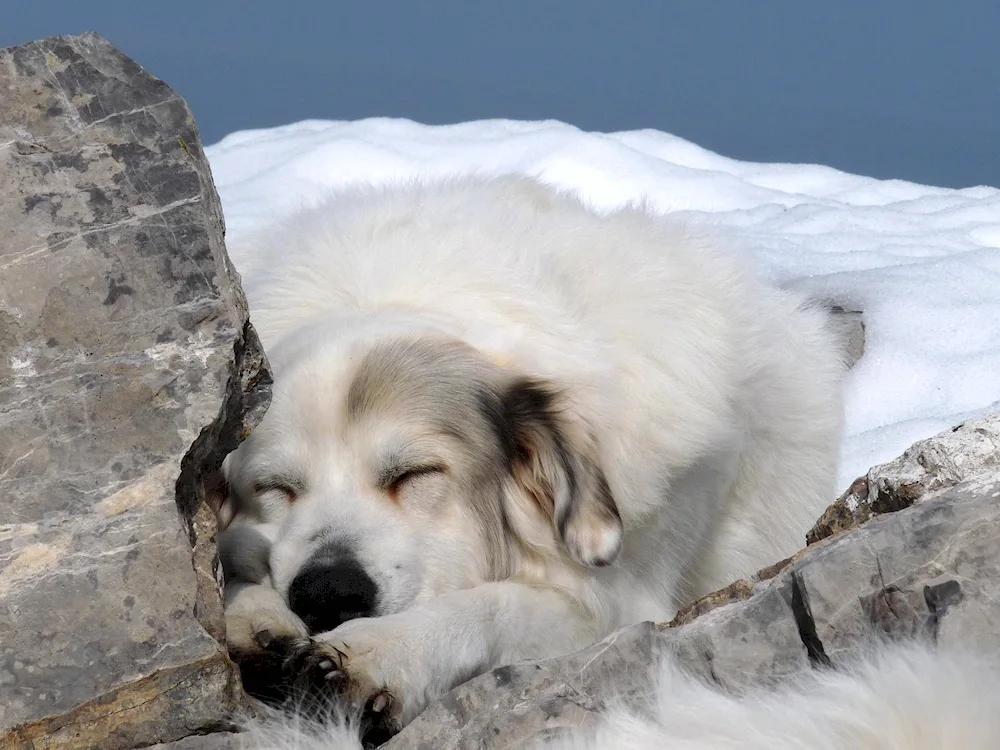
[496,377,623,567]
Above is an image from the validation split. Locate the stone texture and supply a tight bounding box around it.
[144,732,246,750]
[386,471,1000,748]
[828,304,866,368]
[0,33,270,749]
[666,555,792,627]
[666,412,1000,626]
[808,411,1000,544]
[383,623,660,750]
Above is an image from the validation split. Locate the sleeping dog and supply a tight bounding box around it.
[210,174,847,734]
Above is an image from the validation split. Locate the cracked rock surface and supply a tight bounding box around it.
[145,733,245,750]
[808,411,1000,544]
[386,420,1000,749]
[0,33,269,749]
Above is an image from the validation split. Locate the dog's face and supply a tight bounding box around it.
[214,320,623,634]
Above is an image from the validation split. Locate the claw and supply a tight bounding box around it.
[371,692,391,713]
[330,643,348,664]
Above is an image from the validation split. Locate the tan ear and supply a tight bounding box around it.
[499,378,623,567]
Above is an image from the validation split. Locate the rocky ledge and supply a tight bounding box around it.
[0,33,268,749]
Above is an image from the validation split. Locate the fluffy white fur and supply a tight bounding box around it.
[241,641,1000,749]
[219,175,850,735]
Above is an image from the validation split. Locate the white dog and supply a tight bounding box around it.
[214,174,852,737]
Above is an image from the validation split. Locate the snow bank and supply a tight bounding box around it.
[206,118,1000,488]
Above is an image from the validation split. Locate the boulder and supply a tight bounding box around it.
[808,410,1000,544]
[0,33,269,749]
[827,304,866,369]
[386,422,1000,749]
[144,734,244,750]
[667,410,1000,627]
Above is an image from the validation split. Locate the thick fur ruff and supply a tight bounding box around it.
[240,640,1000,749]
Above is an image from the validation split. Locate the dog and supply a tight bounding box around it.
[210,174,849,736]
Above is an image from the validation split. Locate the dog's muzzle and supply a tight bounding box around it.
[287,542,378,634]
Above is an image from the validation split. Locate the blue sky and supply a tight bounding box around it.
[4,1,998,188]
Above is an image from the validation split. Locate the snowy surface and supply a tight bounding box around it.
[205,118,1000,491]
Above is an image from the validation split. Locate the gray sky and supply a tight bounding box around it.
[4,1,998,188]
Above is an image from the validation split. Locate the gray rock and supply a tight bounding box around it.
[384,622,660,750]
[664,471,1000,670]
[808,410,1000,543]
[143,733,246,750]
[827,304,866,369]
[386,472,1000,749]
[0,33,270,749]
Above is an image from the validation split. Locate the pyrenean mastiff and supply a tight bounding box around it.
[209,175,1000,748]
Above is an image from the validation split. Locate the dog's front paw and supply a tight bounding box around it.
[223,581,309,703]
[224,581,309,656]
[284,616,437,734]
[282,632,400,745]
[285,638,402,729]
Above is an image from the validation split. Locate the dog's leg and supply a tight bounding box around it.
[219,522,310,702]
[225,580,310,703]
[219,521,308,657]
[287,581,599,730]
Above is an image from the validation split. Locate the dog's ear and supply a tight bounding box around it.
[494,377,623,567]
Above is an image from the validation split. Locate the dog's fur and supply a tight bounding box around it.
[241,640,1000,749]
[555,641,1000,750]
[214,175,858,735]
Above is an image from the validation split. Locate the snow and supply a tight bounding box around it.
[205,118,1000,491]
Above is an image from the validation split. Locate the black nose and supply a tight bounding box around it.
[287,554,378,635]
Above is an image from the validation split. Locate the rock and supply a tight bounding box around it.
[807,411,1000,544]
[0,33,270,749]
[666,555,792,627]
[669,412,1000,625]
[663,473,1000,681]
[827,304,866,368]
[144,733,246,750]
[385,470,1000,748]
[383,622,660,749]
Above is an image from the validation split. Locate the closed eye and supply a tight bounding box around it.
[253,478,302,503]
[380,465,444,494]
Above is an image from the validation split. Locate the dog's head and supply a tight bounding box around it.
[211,319,622,634]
